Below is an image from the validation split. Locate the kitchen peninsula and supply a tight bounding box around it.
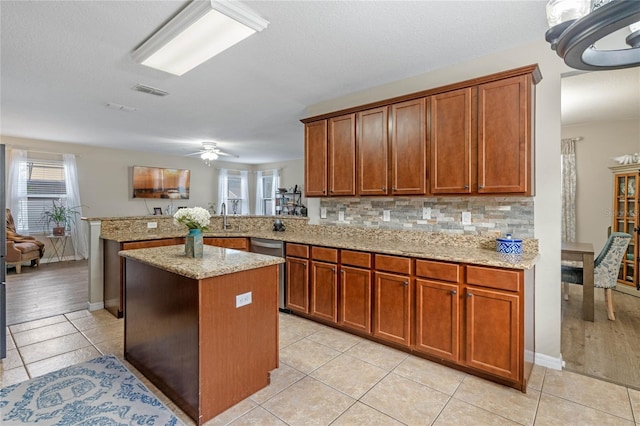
[120,244,284,425]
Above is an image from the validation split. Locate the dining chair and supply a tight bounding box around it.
[561,232,631,321]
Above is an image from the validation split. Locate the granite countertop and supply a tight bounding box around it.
[109,229,537,270]
[119,244,285,280]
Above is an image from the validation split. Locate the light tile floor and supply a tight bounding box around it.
[2,309,640,425]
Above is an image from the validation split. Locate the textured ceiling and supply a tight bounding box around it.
[1,1,629,164]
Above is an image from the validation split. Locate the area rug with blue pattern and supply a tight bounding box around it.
[0,354,183,425]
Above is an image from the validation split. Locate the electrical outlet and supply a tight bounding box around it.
[422,207,431,220]
[338,211,345,221]
[383,210,391,222]
[236,291,252,308]
[462,211,471,225]
[147,222,157,229]
[320,207,327,219]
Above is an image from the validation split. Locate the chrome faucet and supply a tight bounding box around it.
[221,202,230,230]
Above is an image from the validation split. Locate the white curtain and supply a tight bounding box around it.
[255,170,264,215]
[240,170,249,215]
[64,154,88,259]
[270,168,279,216]
[7,149,28,231]
[218,168,228,213]
[561,139,577,242]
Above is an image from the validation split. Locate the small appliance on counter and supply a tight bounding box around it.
[273,219,285,232]
[496,233,522,255]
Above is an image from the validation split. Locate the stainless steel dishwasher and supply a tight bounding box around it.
[250,238,287,312]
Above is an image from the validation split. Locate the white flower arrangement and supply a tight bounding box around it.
[173,207,211,231]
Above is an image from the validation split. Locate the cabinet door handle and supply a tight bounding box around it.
[451,290,457,295]
[402,281,408,286]
[464,185,469,189]
[381,187,386,191]
[467,293,472,297]
[478,185,484,189]
[332,268,335,272]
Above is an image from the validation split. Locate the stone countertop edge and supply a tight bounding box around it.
[119,245,285,280]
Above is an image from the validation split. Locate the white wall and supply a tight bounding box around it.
[305,40,564,365]
[563,119,640,253]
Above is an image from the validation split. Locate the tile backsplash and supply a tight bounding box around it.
[318,196,534,238]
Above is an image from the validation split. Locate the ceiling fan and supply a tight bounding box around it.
[189,142,238,165]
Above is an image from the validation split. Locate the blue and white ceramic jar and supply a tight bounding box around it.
[496,234,522,255]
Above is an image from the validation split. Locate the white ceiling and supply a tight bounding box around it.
[0,1,636,164]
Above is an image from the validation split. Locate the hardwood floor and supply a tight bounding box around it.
[5,260,88,326]
[562,282,640,390]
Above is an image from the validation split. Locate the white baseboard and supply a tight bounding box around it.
[535,352,563,370]
[42,255,76,264]
[86,301,104,312]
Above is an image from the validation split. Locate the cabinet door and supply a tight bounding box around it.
[310,261,338,323]
[465,286,519,381]
[286,257,309,313]
[305,120,328,197]
[430,88,474,194]
[357,107,389,196]
[340,266,372,334]
[390,98,427,195]
[373,272,412,347]
[477,75,531,194]
[328,114,356,196]
[415,279,459,362]
[613,172,638,287]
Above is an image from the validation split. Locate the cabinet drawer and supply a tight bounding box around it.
[312,246,338,263]
[122,238,182,250]
[375,254,412,275]
[204,238,249,251]
[286,243,309,259]
[415,260,460,282]
[466,265,521,292]
[341,250,372,268]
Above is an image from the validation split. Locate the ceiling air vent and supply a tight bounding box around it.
[132,84,169,97]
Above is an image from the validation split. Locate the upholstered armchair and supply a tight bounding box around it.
[562,232,631,321]
[6,208,45,273]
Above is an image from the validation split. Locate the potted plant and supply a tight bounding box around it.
[41,199,80,236]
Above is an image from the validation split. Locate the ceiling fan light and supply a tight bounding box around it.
[630,21,640,33]
[546,0,591,27]
[201,151,218,161]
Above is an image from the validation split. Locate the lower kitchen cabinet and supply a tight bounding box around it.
[310,260,338,323]
[464,285,519,381]
[203,237,249,251]
[373,271,412,347]
[286,256,309,314]
[415,279,459,362]
[339,266,372,334]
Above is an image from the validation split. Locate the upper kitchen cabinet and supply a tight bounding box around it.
[328,114,356,196]
[357,107,389,196]
[390,98,427,195]
[477,74,534,195]
[305,120,328,197]
[430,88,475,194]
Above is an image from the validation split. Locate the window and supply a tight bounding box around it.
[256,169,278,215]
[219,169,249,215]
[18,159,68,233]
[227,174,243,214]
[262,175,274,214]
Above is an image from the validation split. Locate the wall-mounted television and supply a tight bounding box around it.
[132,165,190,199]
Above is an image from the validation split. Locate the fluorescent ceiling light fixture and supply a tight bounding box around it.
[132,0,269,76]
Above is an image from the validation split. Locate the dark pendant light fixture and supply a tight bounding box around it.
[545,0,640,70]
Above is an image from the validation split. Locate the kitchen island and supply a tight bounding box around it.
[120,244,284,425]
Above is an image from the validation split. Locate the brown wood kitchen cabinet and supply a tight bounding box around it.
[285,243,310,314]
[373,254,413,347]
[477,74,533,194]
[310,246,339,323]
[103,237,183,318]
[429,88,475,194]
[328,114,356,196]
[390,98,427,195]
[203,237,249,251]
[463,265,524,383]
[357,107,389,196]
[339,250,373,334]
[304,120,328,197]
[414,260,461,362]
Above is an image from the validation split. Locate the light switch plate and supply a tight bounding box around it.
[383,210,391,222]
[338,211,345,221]
[147,222,157,229]
[422,207,431,220]
[236,292,252,308]
[462,211,471,225]
[320,207,327,219]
